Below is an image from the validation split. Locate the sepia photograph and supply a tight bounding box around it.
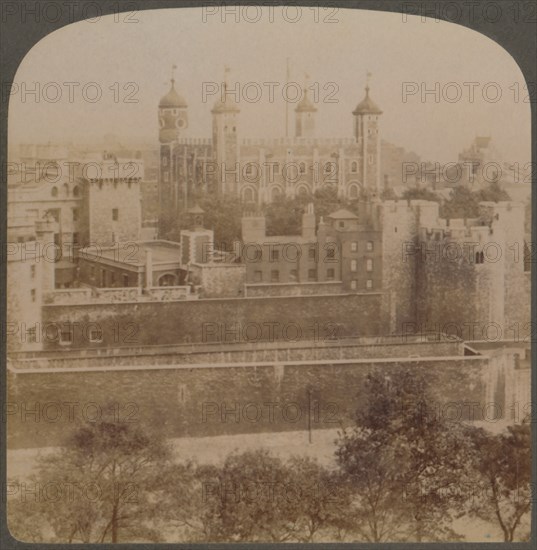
[2,2,534,544]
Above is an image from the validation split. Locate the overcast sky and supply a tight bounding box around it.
[9,7,530,164]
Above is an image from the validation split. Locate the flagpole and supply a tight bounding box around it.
[285,57,290,138]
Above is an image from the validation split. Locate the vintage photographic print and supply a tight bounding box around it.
[3,2,533,544]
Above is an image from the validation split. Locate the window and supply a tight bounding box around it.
[30,289,36,302]
[324,162,335,174]
[290,269,298,282]
[366,241,374,251]
[326,268,335,280]
[339,221,345,228]
[394,226,398,233]
[273,163,280,175]
[72,233,79,246]
[30,265,36,278]
[351,161,358,173]
[308,269,316,281]
[271,249,279,261]
[60,327,73,345]
[112,208,119,221]
[326,246,336,260]
[366,259,373,272]
[73,185,80,197]
[351,280,357,290]
[72,208,79,221]
[53,233,61,262]
[299,162,306,174]
[271,270,279,282]
[308,247,316,260]
[89,327,103,343]
[366,279,373,290]
[351,242,358,252]
[351,260,357,272]
[27,326,37,343]
[51,186,58,197]
[254,270,262,282]
[123,274,129,287]
[475,251,485,264]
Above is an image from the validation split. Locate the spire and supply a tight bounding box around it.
[296,72,317,113]
[159,65,187,108]
[353,72,382,115]
[212,65,239,113]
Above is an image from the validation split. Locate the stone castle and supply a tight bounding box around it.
[158,73,382,218]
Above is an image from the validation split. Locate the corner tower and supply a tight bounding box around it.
[353,77,382,196]
[212,67,240,196]
[158,72,188,225]
[295,86,317,138]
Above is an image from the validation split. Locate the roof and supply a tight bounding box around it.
[159,80,187,109]
[212,96,240,113]
[187,205,205,214]
[295,89,317,113]
[352,86,383,115]
[327,208,359,220]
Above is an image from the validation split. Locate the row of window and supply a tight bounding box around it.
[251,269,374,289]
[89,266,129,287]
[51,185,80,198]
[262,242,374,262]
[163,160,366,176]
[254,268,336,283]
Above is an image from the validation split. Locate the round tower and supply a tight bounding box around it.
[158,77,188,144]
[353,79,382,196]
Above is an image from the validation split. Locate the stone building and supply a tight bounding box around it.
[158,74,383,221]
[240,202,382,293]
[7,151,144,287]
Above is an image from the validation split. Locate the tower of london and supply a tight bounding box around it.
[158,72,382,219]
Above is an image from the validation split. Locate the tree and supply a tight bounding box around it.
[184,450,344,542]
[476,181,511,203]
[401,188,440,202]
[335,368,473,542]
[8,421,172,543]
[468,423,531,542]
[441,185,479,219]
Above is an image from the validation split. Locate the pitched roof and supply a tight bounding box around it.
[327,208,358,220]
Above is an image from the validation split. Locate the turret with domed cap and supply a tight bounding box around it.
[158,67,189,144]
[295,76,317,138]
[353,73,382,194]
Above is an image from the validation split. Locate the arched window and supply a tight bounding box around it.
[73,185,80,198]
[351,161,358,173]
[243,187,254,202]
[324,161,335,174]
[299,162,306,174]
[348,184,359,199]
[63,183,69,197]
[51,186,58,197]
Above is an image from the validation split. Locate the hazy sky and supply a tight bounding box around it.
[9,7,531,164]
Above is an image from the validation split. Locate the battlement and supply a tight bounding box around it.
[241,137,356,147]
[175,138,213,146]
